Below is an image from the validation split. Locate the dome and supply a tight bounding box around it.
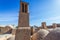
[5,25,15,29]
[7,35,15,40]
[32,29,49,40]
[43,29,60,40]
[47,28,54,32]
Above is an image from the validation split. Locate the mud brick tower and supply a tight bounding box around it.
[18,0,29,27]
[52,23,57,28]
[42,22,47,29]
[15,0,31,40]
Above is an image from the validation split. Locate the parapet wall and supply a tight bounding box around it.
[0,26,12,34]
[41,22,59,29]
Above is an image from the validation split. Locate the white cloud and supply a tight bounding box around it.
[0,17,18,21]
[53,0,60,9]
[0,12,18,21]
[45,16,60,21]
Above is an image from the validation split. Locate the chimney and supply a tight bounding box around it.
[52,23,57,28]
[41,22,47,29]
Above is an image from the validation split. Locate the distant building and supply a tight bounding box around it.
[0,25,16,35]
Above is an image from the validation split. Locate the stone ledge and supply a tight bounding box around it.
[18,27,31,29]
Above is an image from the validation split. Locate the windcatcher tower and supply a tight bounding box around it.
[15,0,31,40]
[18,0,29,27]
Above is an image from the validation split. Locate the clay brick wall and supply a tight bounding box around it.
[12,29,16,35]
[0,26,12,34]
[41,22,47,29]
[15,27,31,40]
[52,23,57,28]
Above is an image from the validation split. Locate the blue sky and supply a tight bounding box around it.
[0,0,60,26]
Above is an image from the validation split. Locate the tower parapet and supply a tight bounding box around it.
[41,22,47,29]
[52,23,57,28]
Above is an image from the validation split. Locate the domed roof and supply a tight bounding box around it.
[5,25,15,29]
[43,29,60,40]
[32,29,49,40]
[7,35,15,40]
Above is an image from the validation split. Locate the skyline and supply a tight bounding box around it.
[0,0,60,26]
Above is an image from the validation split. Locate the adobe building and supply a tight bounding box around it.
[18,0,29,27]
[0,25,12,34]
[41,22,47,29]
[52,23,57,28]
[0,25,16,35]
[12,28,16,35]
[47,23,57,29]
[15,0,31,40]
